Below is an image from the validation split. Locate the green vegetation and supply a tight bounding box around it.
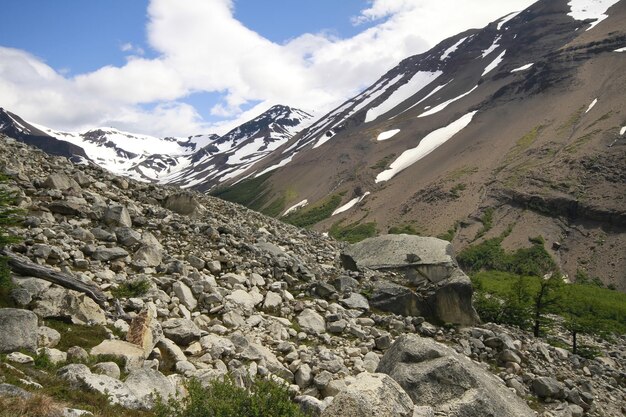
[42,319,110,351]
[388,223,420,235]
[154,377,309,417]
[111,278,151,299]
[329,221,377,243]
[449,183,466,199]
[463,236,626,353]
[557,106,585,136]
[563,129,600,154]
[283,194,343,228]
[501,125,543,166]
[473,208,495,240]
[438,221,460,242]
[211,172,273,212]
[370,154,396,171]
[0,175,22,306]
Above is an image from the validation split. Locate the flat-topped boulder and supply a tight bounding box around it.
[341,235,479,325]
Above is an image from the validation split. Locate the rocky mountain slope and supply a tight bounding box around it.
[0,135,625,417]
[0,104,312,188]
[214,0,626,290]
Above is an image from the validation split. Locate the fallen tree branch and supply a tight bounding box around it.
[1,248,108,308]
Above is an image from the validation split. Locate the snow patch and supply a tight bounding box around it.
[511,63,534,72]
[497,11,522,30]
[254,154,296,177]
[481,36,502,58]
[395,81,453,117]
[376,111,478,183]
[418,86,478,118]
[482,50,506,76]
[364,71,443,123]
[440,37,467,60]
[568,0,621,31]
[377,129,401,141]
[585,98,598,113]
[620,126,626,136]
[283,200,308,216]
[615,47,626,52]
[332,192,370,216]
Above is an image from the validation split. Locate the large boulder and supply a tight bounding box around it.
[376,334,534,417]
[32,287,106,325]
[103,205,132,228]
[161,318,202,345]
[341,235,479,325]
[321,372,414,417]
[90,340,145,371]
[0,308,38,353]
[163,192,204,217]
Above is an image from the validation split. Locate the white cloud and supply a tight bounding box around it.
[0,0,535,137]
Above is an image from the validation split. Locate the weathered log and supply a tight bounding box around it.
[0,249,108,308]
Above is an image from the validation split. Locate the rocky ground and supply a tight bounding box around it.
[0,134,624,417]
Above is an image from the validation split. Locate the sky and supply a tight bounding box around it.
[0,0,536,137]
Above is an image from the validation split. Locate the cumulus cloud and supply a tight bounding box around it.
[0,0,535,137]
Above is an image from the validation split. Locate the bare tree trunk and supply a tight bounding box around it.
[0,249,108,308]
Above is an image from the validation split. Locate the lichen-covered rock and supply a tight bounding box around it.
[0,308,38,353]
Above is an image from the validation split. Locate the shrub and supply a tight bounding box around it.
[388,223,420,235]
[154,376,308,417]
[111,278,151,298]
[283,195,342,228]
[330,221,377,243]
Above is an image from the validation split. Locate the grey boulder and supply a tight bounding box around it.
[376,334,535,417]
[0,308,38,353]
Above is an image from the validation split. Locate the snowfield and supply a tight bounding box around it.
[440,37,467,60]
[376,111,478,183]
[283,199,308,216]
[567,0,621,31]
[585,98,598,113]
[418,86,478,118]
[482,50,507,76]
[377,129,401,141]
[365,71,443,123]
[511,63,534,72]
[332,192,370,216]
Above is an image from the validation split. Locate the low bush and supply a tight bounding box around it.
[283,194,342,228]
[111,278,151,298]
[330,221,377,243]
[154,376,308,417]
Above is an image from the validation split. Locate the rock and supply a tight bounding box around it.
[67,346,89,362]
[163,192,204,217]
[115,227,142,248]
[173,282,197,311]
[295,364,313,388]
[156,338,187,371]
[80,372,139,408]
[43,173,80,190]
[126,304,162,356]
[187,255,205,270]
[57,364,92,387]
[90,340,145,371]
[297,308,326,335]
[92,362,121,379]
[37,325,61,348]
[63,408,94,417]
[363,352,380,373]
[34,289,106,325]
[413,406,435,417]
[91,246,129,262]
[0,308,38,353]
[321,372,414,417]
[6,351,34,364]
[161,318,201,346]
[125,368,176,409]
[296,395,329,417]
[263,291,283,310]
[0,383,32,398]
[40,347,67,365]
[103,205,132,228]
[226,290,257,312]
[340,235,479,325]
[340,293,370,310]
[133,245,162,267]
[377,334,534,417]
[532,376,565,399]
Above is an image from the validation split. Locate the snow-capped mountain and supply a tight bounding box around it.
[215,0,626,289]
[0,105,312,186]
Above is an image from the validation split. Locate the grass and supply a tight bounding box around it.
[557,106,585,136]
[329,221,377,243]
[210,172,273,211]
[388,223,420,235]
[370,154,396,171]
[474,207,495,240]
[563,129,600,154]
[283,194,343,228]
[41,319,110,351]
[450,183,466,199]
[111,278,151,299]
[438,221,460,242]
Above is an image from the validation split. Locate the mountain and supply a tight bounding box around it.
[0,104,312,186]
[215,0,626,289]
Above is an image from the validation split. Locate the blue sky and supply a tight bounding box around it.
[0,0,536,136]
